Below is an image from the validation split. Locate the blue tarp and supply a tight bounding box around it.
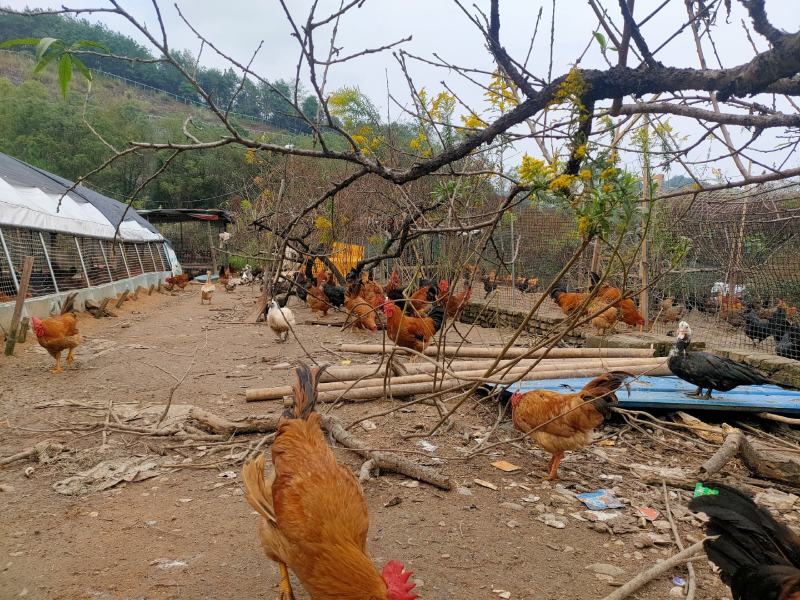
[505,375,800,415]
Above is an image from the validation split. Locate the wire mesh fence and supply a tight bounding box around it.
[0,225,172,304]
[155,220,226,269]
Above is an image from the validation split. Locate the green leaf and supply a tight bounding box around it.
[0,38,41,49]
[35,37,59,61]
[32,51,58,75]
[70,55,93,82]
[58,54,73,98]
[70,40,110,52]
[593,31,607,52]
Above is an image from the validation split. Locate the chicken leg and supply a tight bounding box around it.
[686,387,703,398]
[277,562,294,600]
[546,452,564,481]
[51,352,64,374]
[66,348,75,365]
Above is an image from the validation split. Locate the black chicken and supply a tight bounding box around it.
[482,274,498,298]
[690,482,800,600]
[668,321,796,399]
[769,305,792,342]
[744,304,771,346]
[777,325,800,361]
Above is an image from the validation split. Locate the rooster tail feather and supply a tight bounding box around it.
[428,304,446,333]
[60,292,78,314]
[287,363,327,420]
[580,371,630,415]
[689,482,800,590]
[242,453,276,524]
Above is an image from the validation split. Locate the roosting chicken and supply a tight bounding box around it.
[690,482,800,600]
[242,364,418,600]
[668,321,798,398]
[383,296,445,357]
[509,372,629,480]
[31,302,82,374]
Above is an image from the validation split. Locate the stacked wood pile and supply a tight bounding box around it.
[246,345,669,403]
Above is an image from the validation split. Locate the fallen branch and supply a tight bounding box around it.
[663,481,696,600]
[0,441,66,467]
[757,412,800,426]
[321,415,452,490]
[699,428,744,476]
[188,407,280,436]
[340,344,654,359]
[599,539,711,600]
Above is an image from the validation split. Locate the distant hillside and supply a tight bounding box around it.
[0,9,320,134]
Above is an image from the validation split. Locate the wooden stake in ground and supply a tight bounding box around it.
[17,316,30,344]
[115,289,130,308]
[4,255,34,357]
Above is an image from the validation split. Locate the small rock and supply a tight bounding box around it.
[653,519,671,533]
[272,362,291,370]
[633,551,644,560]
[384,496,402,508]
[440,553,450,559]
[23,467,34,478]
[669,585,686,597]
[0,484,15,493]
[537,513,567,529]
[360,420,378,431]
[506,519,520,529]
[88,511,99,518]
[150,558,187,570]
[120,322,131,328]
[456,486,473,497]
[399,480,419,488]
[178,498,193,503]
[586,563,625,577]
[492,590,511,599]
[499,502,524,511]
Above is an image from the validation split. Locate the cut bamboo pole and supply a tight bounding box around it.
[319,356,664,383]
[246,361,670,402]
[248,358,665,402]
[339,344,655,359]
[4,256,34,357]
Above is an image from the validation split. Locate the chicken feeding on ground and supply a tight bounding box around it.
[690,482,800,600]
[31,293,82,373]
[267,299,296,343]
[590,272,645,328]
[344,281,378,332]
[164,272,190,291]
[668,321,797,398]
[744,304,771,346]
[242,365,418,600]
[200,271,215,304]
[383,294,445,358]
[509,372,629,480]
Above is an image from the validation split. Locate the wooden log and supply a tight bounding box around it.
[320,415,452,490]
[248,362,671,403]
[17,317,30,344]
[115,289,130,308]
[187,407,280,436]
[740,437,800,487]
[247,358,666,401]
[699,429,744,476]
[339,344,654,359]
[3,256,34,357]
[757,412,800,426]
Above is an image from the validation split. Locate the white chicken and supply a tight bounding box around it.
[267,299,295,342]
[200,270,215,304]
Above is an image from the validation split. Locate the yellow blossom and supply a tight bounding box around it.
[460,112,487,129]
[315,216,332,230]
[518,154,550,183]
[548,174,575,192]
[600,167,618,179]
[601,183,613,193]
[244,148,257,165]
[573,144,587,158]
[579,169,592,181]
[577,215,590,237]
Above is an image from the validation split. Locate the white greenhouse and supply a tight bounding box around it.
[0,152,180,329]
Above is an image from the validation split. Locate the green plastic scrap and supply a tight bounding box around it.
[693,482,719,498]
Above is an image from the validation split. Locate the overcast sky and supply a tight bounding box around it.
[6,0,800,178]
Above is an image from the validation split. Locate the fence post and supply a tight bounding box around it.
[510,217,516,308]
[119,242,131,278]
[74,237,91,287]
[207,222,218,274]
[98,239,114,282]
[0,227,19,292]
[38,232,59,293]
[4,255,34,356]
[639,163,651,330]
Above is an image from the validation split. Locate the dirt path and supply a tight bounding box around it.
[0,285,728,599]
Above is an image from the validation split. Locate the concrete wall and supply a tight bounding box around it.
[0,270,168,330]
[459,301,584,345]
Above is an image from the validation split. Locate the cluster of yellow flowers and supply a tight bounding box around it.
[460,112,487,129]
[550,67,586,108]
[485,71,519,114]
[518,154,551,183]
[548,174,575,192]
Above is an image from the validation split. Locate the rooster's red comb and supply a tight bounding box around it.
[382,561,417,600]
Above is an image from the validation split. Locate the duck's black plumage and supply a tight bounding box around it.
[744,306,771,346]
[668,322,796,398]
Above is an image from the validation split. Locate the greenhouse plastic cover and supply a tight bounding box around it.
[0,153,163,242]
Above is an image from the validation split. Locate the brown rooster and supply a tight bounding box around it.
[510,372,629,480]
[31,303,82,374]
[242,365,418,600]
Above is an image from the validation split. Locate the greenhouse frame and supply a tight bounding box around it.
[0,152,180,329]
